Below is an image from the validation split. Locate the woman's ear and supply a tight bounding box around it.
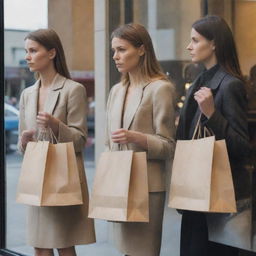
[49,48,56,59]
[138,45,145,56]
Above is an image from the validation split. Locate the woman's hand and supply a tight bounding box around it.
[36,112,60,135]
[111,129,148,149]
[37,112,54,128]
[111,129,135,144]
[194,87,215,118]
[21,129,35,150]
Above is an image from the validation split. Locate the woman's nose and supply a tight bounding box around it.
[25,53,30,60]
[113,51,119,60]
[186,42,192,50]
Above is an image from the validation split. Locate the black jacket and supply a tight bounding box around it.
[177,67,251,200]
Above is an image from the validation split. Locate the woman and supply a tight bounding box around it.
[105,23,176,256]
[18,29,95,256]
[177,15,250,256]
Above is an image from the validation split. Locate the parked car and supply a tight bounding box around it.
[5,103,19,152]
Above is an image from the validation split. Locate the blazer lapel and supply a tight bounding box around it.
[28,80,40,130]
[123,82,149,130]
[110,84,128,132]
[208,68,227,91]
[44,74,66,114]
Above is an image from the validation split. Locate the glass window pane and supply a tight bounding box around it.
[4,0,47,255]
[4,1,255,256]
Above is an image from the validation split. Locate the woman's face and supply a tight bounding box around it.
[187,28,216,65]
[111,37,144,73]
[24,39,55,73]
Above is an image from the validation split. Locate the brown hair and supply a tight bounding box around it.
[192,15,244,81]
[25,28,70,79]
[111,23,167,85]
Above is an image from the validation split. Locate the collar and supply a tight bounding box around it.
[201,64,220,85]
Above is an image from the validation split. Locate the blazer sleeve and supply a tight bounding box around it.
[204,79,250,158]
[58,84,88,153]
[17,90,26,153]
[146,82,176,160]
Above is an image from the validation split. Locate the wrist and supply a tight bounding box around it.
[132,131,145,144]
[206,109,215,119]
[49,117,59,129]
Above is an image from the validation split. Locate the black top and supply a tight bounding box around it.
[187,64,220,139]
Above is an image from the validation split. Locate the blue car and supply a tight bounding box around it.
[5,103,19,151]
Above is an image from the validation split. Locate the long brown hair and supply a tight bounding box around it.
[25,28,71,79]
[111,23,167,85]
[192,15,244,81]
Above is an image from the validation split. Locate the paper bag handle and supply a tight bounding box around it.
[110,143,129,152]
[192,113,214,140]
[37,127,58,143]
[192,113,202,140]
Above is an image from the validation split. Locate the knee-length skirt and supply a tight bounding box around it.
[27,172,96,249]
[111,192,166,256]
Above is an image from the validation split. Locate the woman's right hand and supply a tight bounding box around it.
[21,129,35,150]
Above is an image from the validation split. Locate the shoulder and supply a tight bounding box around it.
[146,79,175,95]
[20,81,38,99]
[110,81,123,92]
[62,78,87,97]
[64,78,85,90]
[64,78,83,87]
[220,73,245,94]
[108,82,123,97]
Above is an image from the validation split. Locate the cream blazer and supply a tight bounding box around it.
[18,73,88,182]
[105,79,176,192]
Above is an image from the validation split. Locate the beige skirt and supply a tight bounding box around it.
[111,192,166,256]
[27,178,96,249]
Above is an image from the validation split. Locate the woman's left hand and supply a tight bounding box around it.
[36,112,60,135]
[111,129,147,149]
[37,112,54,128]
[111,129,136,144]
[194,87,215,118]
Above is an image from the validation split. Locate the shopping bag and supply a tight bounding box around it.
[168,116,237,213]
[208,164,254,250]
[88,150,149,222]
[208,199,252,250]
[16,140,83,206]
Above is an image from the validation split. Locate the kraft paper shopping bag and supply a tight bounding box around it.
[89,150,149,222]
[16,141,83,206]
[168,115,236,213]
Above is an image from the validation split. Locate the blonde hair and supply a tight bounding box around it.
[25,28,70,79]
[111,23,167,85]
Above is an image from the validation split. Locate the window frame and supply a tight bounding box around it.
[0,1,25,255]
[0,0,7,251]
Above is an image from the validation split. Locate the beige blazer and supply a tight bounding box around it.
[18,73,95,248]
[105,79,176,192]
[18,73,87,153]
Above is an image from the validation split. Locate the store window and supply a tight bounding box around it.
[1,0,256,256]
[4,1,47,255]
